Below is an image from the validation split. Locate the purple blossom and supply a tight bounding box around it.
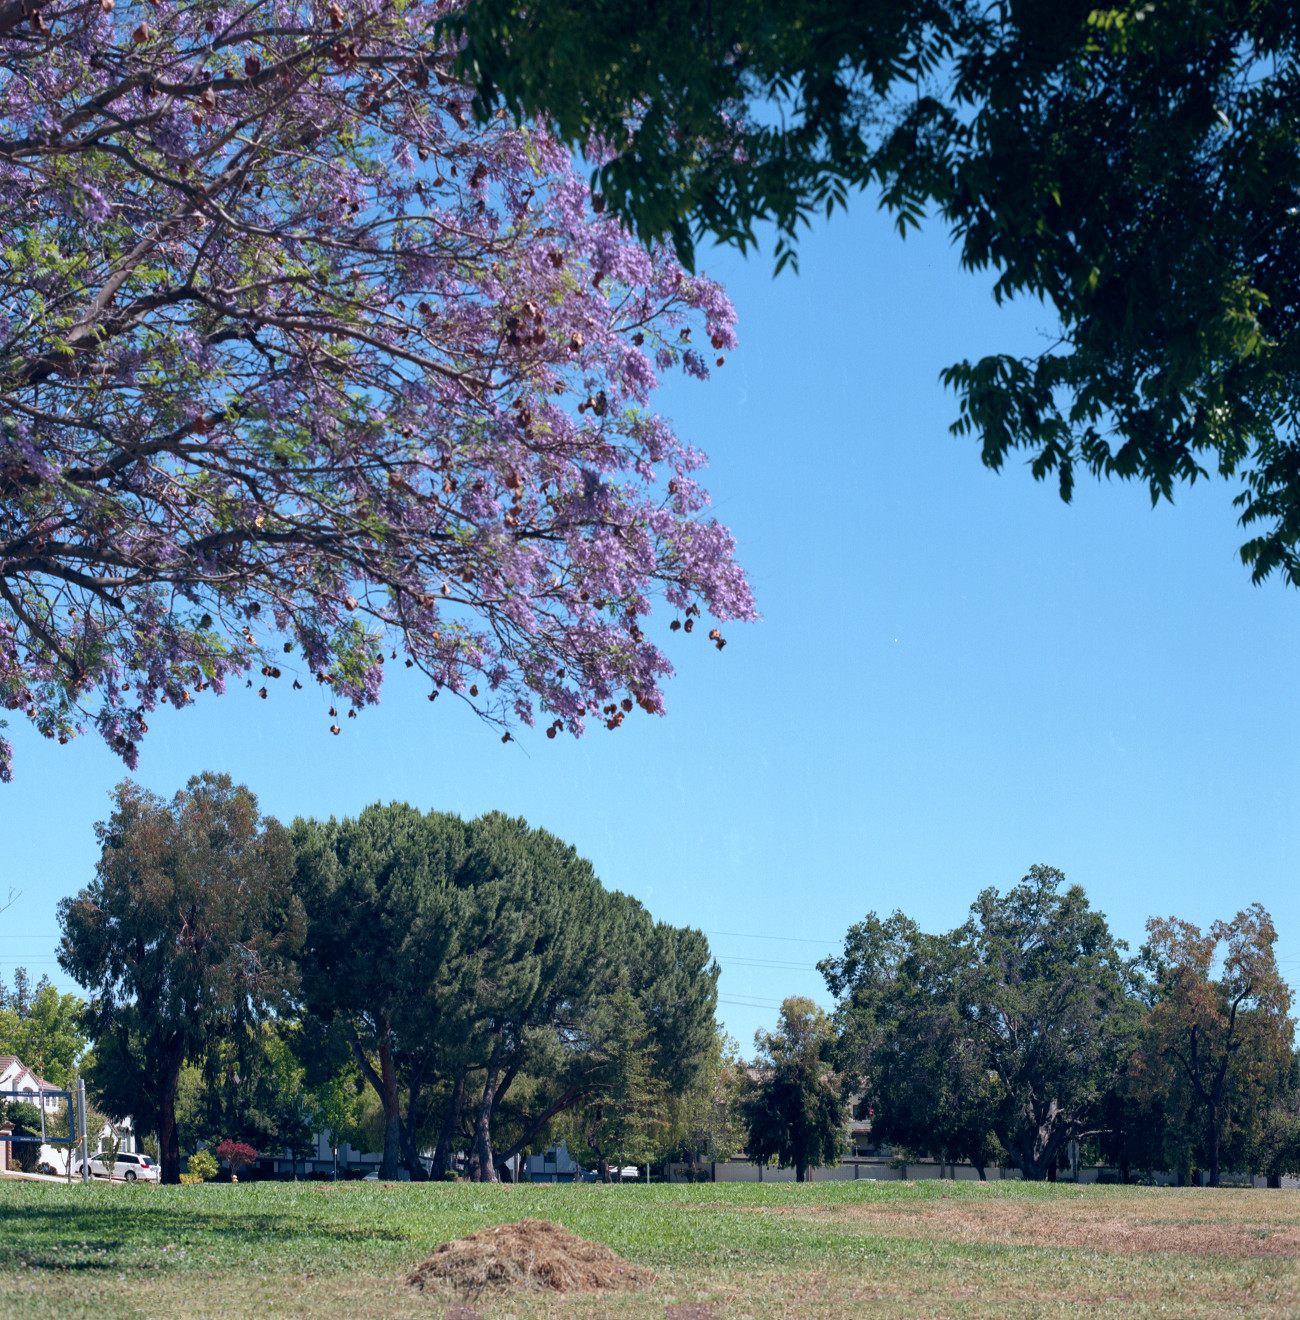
[0,0,757,779]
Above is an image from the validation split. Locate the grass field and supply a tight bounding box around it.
[0,1177,1297,1320]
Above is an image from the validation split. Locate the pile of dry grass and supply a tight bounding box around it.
[406,1218,656,1295]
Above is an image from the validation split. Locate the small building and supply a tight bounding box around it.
[0,1056,65,1113]
[525,1141,584,1183]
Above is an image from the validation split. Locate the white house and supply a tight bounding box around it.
[0,1055,64,1113]
[1,1055,70,1175]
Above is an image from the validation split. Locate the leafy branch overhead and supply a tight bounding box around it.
[453,0,1300,586]
[0,0,756,781]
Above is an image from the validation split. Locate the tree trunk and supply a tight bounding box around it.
[1207,1102,1220,1187]
[796,1160,807,1182]
[1016,1121,1066,1181]
[378,1036,402,1181]
[976,1165,987,1181]
[400,1057,429,1181]
[1120,1157,1131,1185]
[350,1027,402,1180]
[156,1033,187,1185]
[469,1039,503,1183]
[432,1068,467,1179]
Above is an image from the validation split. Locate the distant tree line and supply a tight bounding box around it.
[815,866,1300,1187]
[35,794,1300,1190]
[0,968,86,1089]
[56,773,721,1185]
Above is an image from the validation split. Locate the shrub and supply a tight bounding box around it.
[5,1101,42,1129]
[187,1151,219,1182]
[178,1173,202,1185]
[5,1102,44,1173]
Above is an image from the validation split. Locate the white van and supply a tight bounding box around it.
[72,1151,160,1182]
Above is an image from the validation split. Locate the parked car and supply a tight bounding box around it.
[73,1151,159,1182]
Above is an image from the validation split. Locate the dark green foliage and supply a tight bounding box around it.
[742,997,847,1181]
[478,841,719,1180]
[174,1023,320,1176]
[57,773,304,1184]
[453,0,1300,586]
[4,1100,43,1173]
[291,804,719,1184]
[824,866,1142,1180]
[450,0,941,271]
[826,913,1006,1175]
[292,803,470,1180]
[564,981,666,1179]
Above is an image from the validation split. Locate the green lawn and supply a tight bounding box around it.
[0,1178,1297,1319]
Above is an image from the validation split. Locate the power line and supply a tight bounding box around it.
[706,929,837,945]
[716,955,822,971]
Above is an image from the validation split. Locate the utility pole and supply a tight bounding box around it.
[75,1078,89,1183]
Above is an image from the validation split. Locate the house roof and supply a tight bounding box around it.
[0,1056,45,1091]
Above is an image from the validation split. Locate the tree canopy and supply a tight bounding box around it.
[292,801,718,1181]
[0,968,86,1086]
[821,912,1006,1176]
[58,772,303,1182]
[454,0,1300,590]
[0,0,755,783]
[742,995,847,1181]
[292,801,470,1178]
[1139,904,1294,1187]
[823,866,1142,1180]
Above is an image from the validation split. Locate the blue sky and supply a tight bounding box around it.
[4,200,1299,1047]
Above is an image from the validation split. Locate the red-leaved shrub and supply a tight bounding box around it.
[215,1141,258,1177]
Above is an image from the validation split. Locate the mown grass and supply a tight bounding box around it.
[0,1178,1297,1319]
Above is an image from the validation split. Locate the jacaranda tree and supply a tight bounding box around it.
[0,0,755,781]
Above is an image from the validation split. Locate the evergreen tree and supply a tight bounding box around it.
[292,804,470,1180]
[567,983,666,1180]
[58,773,303,1183]
[292,804,719,1182]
